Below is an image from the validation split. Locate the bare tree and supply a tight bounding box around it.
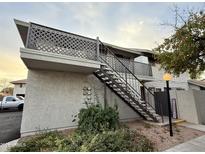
[0,79,13,95]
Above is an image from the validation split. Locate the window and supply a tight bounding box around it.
[6,97,16,101]
[20,84,23,88]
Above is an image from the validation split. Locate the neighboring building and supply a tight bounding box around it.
[188,80,205,90]
[15,19,191,136]
[10,79,27,97]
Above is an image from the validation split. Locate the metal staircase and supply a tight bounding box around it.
[94,41,161,122]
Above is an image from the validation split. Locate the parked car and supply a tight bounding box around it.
[0,96,24,111]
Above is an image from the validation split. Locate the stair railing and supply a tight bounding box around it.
[98,41,156,111]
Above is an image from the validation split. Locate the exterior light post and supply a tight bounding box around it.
[163,73,173,137]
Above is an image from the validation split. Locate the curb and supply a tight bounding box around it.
[0,139,19,152]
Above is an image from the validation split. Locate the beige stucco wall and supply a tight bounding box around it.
[21,69,140,136]
[170,90,200,124]
[192,90,205,124]
[87,75,140,121]
[188,84,201,90]
[145,64,190,91]
[169,90,205,124]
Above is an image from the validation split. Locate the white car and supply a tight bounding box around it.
[0,96,24,111]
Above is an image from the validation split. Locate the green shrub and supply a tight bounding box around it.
[55,128,154,152]
[77,104,119,133]
[10,104,154,152]
[10,131,63,152]
[80,129,134,152]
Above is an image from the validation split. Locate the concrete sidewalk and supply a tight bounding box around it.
[0,139,19,152]
[165,122,205,152]
[165,135,205,152]
[179,122,205,132]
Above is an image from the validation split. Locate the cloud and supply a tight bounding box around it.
[0,2,203,81]
[106,14,171,49]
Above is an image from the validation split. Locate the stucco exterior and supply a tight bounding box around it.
[172,90,199,124]
[192,90,205,125]
[21,69,140,136]
[145,64,190,91]
[169,90,205,124]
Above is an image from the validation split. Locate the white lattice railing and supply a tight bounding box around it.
[25,23,152,76]
[26,23,98,61]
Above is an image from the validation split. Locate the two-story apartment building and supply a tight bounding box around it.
[15,19,190,136]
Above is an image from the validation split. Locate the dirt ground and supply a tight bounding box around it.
[125,120,205,151]
[18,121,205,152]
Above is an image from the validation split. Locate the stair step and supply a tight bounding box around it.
[118,91,125,95]
[144,114,151,118]
[98,73,106,77]
[123,95,129,98]
[146,117,153,121]
[130,101,136,105]
[110,84,117,88]
[119,84,126,87]
[94,66,159,123]
[149,110,156,113]
[106,81,113,84]
[152,113,159,117]
[115,80,123,84]
[102,77,110,81]
[106,71,115,75]
[95,69,101,73]
[139,103,146,106]
[139,100,145,103]
[103,67,112,71]
[135,108,142,111]
[113,88,121,92]
[112,76,120,79]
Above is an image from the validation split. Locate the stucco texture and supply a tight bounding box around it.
[145,64,190,91]
[21,70,140,135]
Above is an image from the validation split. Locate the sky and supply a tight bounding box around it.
[0,2,204,82]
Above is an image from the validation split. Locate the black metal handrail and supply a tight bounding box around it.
[99,41,154,96]
[103,55,152,76]
[99,41,156,110]
[99,54,143,99]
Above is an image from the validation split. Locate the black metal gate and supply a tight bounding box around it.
[154,92,169,116]
[154,91,178,118]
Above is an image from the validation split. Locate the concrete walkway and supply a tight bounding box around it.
[165,135,205,152]
[0,139,19,152]
[165,122,205,152]
[179,122,205,132]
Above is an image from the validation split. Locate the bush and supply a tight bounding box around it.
[80,129,134,152]
[10,104,154,152]
[55,128,154,152]
[77,104,119,133]
[10,131,63,152]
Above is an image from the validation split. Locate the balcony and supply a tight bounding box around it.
[15,20,101,73]
[15,20,153,77]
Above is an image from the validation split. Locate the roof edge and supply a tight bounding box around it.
[14,19,29,27]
